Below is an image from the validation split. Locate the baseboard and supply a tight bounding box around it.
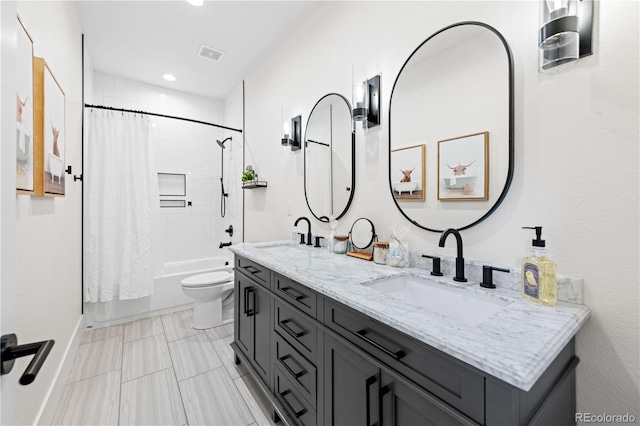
[34,314,84,425]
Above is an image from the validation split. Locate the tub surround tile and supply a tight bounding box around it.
[122,334,172,382]
[169,333,223,382]
[212,336,249,380]
[123,316,164,342]
[162,309,200,342]
[81,324,124,344]
[230,241,591,391]
[52,370,120,425]
[119,368,186,426]
[179,368,255,426]
[67,336,123,383]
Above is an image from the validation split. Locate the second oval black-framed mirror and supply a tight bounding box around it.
[389,22,514,232]
[304,93,355,222]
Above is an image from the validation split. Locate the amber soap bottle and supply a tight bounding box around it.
[521,226,557,306]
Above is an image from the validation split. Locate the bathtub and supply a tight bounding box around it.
[84,257,234,329]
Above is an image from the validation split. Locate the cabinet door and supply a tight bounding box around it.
[235,274,252,359]
[252,283,272,385]
[380,371,478,426]
[324,334,380,426]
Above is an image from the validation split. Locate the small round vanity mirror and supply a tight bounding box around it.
[389,22,514,232]
[349,218,377,250]
[305,93,355,222]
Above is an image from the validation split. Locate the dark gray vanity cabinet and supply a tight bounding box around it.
[324,333,476,426]
[233,258,272,388]
[231,255,579,426]
[323,333,380,426]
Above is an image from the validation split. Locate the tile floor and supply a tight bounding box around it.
[52,309,278,426]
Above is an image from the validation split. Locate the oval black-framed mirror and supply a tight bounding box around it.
[304,93,355,222]
[388,22,514,232]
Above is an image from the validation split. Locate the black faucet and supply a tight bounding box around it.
[294,217,313,246]
[219,242,232,248]
[438,228,467,282]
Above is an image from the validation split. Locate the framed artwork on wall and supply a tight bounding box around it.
[34,58,66,196]
[16,16,35,193]
[437,131,489,201]
[391,144,426,202]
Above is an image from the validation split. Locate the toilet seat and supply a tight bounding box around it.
[181,271,233,288]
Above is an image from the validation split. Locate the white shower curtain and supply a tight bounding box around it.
[85,109,157,302]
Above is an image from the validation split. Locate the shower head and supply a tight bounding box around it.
[216,137,232,149]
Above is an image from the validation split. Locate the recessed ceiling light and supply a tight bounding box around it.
[162,74,176,82]
[187,0,203,6]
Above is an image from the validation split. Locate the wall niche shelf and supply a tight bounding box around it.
[242,180,268,189]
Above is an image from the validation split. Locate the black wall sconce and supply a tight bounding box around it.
[352,75,380,129]
[281,114,302,152]
[538,0,593,73]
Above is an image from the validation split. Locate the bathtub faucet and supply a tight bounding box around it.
[219,242,232,249]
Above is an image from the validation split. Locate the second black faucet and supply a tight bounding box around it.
[438,228,467,282]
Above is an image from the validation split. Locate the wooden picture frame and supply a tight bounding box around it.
[16,16,35,193]
[34,57,66,196]
[391,144,426,201]
[437,131,489,201]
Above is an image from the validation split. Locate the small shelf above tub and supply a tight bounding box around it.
[242,180,268,189]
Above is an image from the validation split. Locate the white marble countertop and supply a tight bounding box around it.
[230,241,590,391]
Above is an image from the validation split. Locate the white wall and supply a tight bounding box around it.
[243,0,639,419]
[1,1,19,424]
[12,1,83,424]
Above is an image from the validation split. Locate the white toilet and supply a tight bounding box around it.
[181,271,234,329]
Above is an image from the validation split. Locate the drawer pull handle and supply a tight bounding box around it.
[380,385,394,426]
[280,389,307,418]
[245,265,260,275]
[243,287,249,315]
[356,329,405,360]
[280,286,305,301]
[246,288,256,317]
[278,354,306,379]
[279,319,305,339]
[365,375,378,426]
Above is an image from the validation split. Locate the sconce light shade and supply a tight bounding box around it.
[539,0,593,73]
[290,115,302,151]
[352,75,381,129]
[281,117,292,147]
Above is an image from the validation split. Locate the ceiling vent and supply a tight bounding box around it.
[198,44,225,62]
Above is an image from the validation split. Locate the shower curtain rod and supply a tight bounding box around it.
[84,104,243,133]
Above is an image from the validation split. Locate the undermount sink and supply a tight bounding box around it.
[363,275,513,326]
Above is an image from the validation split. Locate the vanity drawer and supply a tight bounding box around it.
[324,299,485,424]
[274,333,317,408]
[275,365,317,426]
[235,255,271,289]
[274,273,318,318]
[275,299,318,364]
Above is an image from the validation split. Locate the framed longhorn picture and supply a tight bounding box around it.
[391,144,426,202]
[34,57,66,196]
[438,132,489,201]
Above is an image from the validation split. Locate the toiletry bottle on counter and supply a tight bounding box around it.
[521,226,557,306]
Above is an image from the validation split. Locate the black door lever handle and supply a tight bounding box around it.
[1,333,55,385]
